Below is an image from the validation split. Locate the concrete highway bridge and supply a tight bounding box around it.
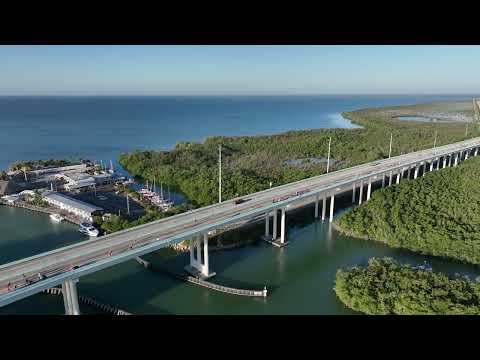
[1,137,480,314]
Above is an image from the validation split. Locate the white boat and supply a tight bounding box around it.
[79,223,99,237]
[49,213,64,223]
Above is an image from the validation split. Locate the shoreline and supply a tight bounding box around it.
[0,200,83,226]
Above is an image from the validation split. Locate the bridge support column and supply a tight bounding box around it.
[329,194,335,223]
[465,151,469,160]
[280,208,286,244]
[189,238,195,266]
[443,157,447,168]
[407,167,411,179]
[322,196,326,222]
[352,182,356,203]
[265,212,270,238]
[454,154,458,167]
[429,161,434,172]
[186,235,215,279]
[396,171,401,184]
[62,279,80,315]
[314,195,319,219]
[273,209,278,240]
[381,174,385,188]
[475,148,478,157]
[202,234,211,277]
[422,162,426,176]
[414,165,418,179]
[366,178,371,201]
[388,171,393,186]
[359,180,363,205]
[449,154,452,167]
[196,236,202,265]
[436,158,440,170]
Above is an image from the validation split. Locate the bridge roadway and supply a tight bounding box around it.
[1,136,480,307]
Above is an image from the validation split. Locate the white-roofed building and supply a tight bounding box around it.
[55,172,96,191]
[42,191,103,222]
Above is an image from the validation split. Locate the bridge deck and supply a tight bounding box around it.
[1,137,480,307]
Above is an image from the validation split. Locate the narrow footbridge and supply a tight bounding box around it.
[1,136,480,313]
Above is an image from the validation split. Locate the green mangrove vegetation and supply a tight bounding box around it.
[335,155,480,265]
[334,257,480,315]
[119,101,480,207]
[9,159,74,172]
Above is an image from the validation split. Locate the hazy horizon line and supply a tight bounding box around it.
[0,93,478,97]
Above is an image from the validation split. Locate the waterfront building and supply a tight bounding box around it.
[42,191,103,222]
[1,194,22,205]
[0,180,21,196]
[55,172,96,191]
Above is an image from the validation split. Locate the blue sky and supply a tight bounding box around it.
[0,45,479,95]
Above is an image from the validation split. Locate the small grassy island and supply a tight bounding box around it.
[119,101,479,207]
[335,258,480,315]
[335,155,480,265]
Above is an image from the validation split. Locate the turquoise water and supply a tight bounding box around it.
[0,95,478,314]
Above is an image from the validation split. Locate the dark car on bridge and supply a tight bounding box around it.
[234,198,250,205]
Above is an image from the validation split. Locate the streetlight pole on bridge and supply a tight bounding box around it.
[218,144,222,203]
[388,133,393,158]
[326,137,332,173]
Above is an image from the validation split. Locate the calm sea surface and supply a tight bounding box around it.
[0,95,477,314]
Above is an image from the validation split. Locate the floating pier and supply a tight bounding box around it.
[135,257,267,298]
[42,287,131,315]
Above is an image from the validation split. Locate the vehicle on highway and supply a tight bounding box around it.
[78,223,99,237]
[295,189,310,196]
[234,198,251,205]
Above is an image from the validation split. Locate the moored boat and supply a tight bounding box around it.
[49,213,64,223]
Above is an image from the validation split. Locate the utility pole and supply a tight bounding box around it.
[219,144,222,203]
[433,130,437,148]
[388,133,393,158]
[326,137,332,173]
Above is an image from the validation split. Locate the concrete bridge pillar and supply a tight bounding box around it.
[465,151,469,160]
[443,157,447,168]
[429,160,434,172]
[322,196,326,222]
[414,165,419,179]
[359,180,363,205]
[388,171,393,186]
[454,153,459,167]
[352,182,356,203]
[329,194,335,223]
[186,235,215,279]
[422,162,427,176]
[314,195,319,219]
[265,212,270,237]
[189,238,195,266]
[280,208,286,244]
[381,173,385,188]
[407,166,411,179]
[449,154,452,167]
[272,209,278,240]
[366,178,371,201]
[62,279,80,315]
[196,236,202,265]
[202,234,210,277]
[396,171,401,184]
[475,148,478,157]
[436,158,440,170]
